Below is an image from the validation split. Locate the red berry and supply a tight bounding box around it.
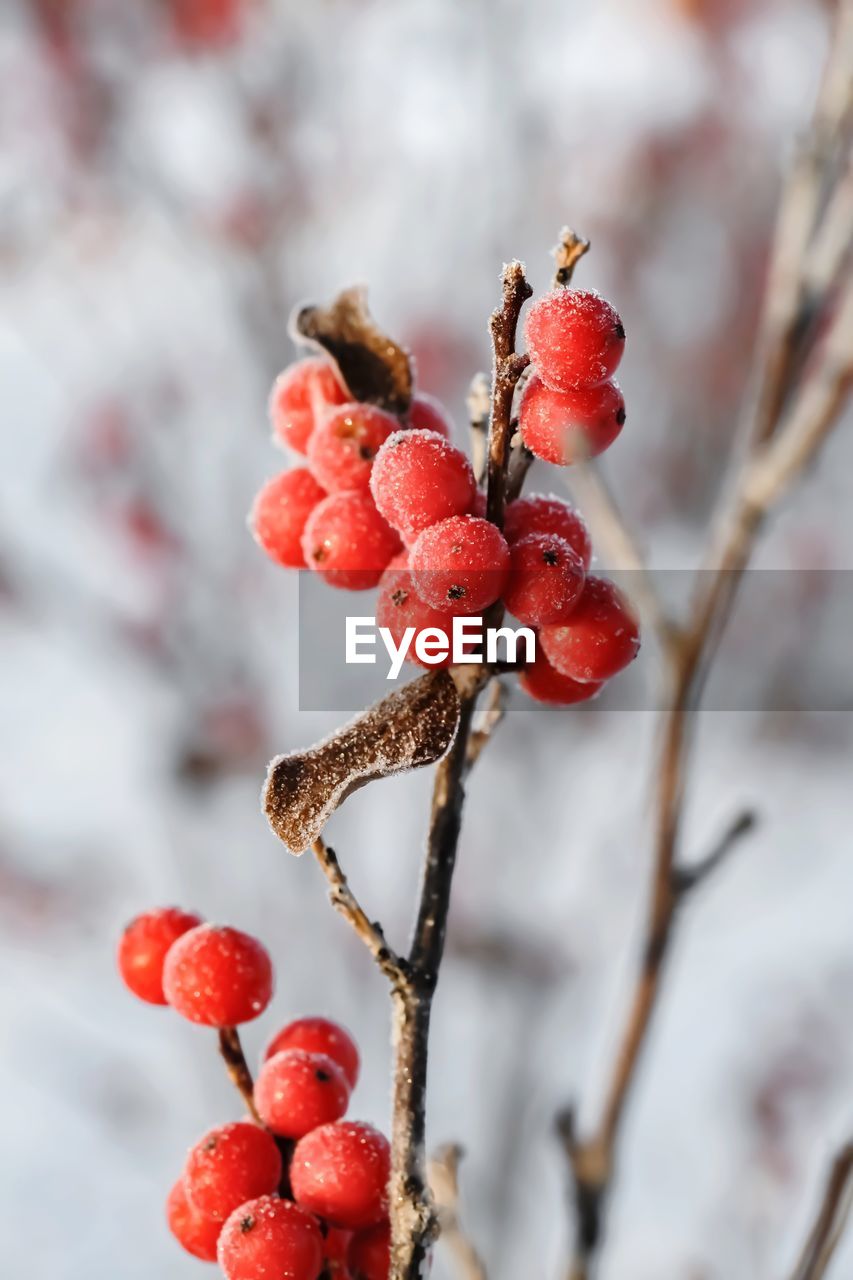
[376,560,457,670]
[324,1227,354,1276]
[410,515,510,614]
[163,924,274,1027]
[117,907,202,1006]
[370,430,476,542]
[255,1050,350,1139]
[519,374,625,465]
[264,1016,361,1089]
[519,647,604,706]
[539,576,640,683]
[307,404,399,494]
[503,533,585,626]
[184,1122,283,1222]
[218,1196,323,1280]
[349,1222,390,1280]
[503,494,592,568]
[525,288,625,390]
[302,492,402,591]
[250,469,327,569]
[269,358,348,454]
[291,1121,390,1230]
[166,1177,222,1261]
[408,393,452,438]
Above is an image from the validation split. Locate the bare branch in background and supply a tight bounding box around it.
[787,1141,853,1280]
[429,1144,488,1280]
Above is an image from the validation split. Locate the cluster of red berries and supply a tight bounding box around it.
[249,284,639,704]
[118,908,390,1279]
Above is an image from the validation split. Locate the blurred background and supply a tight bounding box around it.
[2,0,852,1277]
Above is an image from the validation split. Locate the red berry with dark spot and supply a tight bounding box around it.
[349,1222,390,1280]
[184,1122,283,1222]
[370,430,476,542]
[291,1121,390,1230]
[519,374,625,464]
[503,494,592,568]
[117,907,202,1006]
[525,288,625,390]
[218,1196,323,1280]
[269,358,349,455]
[302,492,402,591]
[163,924,274,1027]
[539,575,640,683]
[376,558,457,669]
[250,468,327,569]
[410,515,510,614]
[503,533,586,626]
[264,1016,361,1089]
[255,1050,350,1139]
[166,1177,222,1261]
[307,404,399,494]
[519,647,604,706]
[408,393,452,438]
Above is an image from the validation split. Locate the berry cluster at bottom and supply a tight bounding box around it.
[118,907,390,1279]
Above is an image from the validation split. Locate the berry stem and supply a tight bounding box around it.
[218,1026,262,1124]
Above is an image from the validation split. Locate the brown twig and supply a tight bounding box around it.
[788,1141,853,1280]
[553,226,591,287]
[311,837,408,987]
[485,262,532,526]
[560,26,853,1277]
[218,1027,261,1123]
[428,1144,488,1280]
[466,678,506,771]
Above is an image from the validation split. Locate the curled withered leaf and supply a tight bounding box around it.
[263,670,461,855]
[290,286,414,416]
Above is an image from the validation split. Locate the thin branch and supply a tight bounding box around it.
[673,809,758,895]
[429,1144,488,1280]
[485,262,532,527]
[467,373,491,487]
[788,1141,853,1280]
[218,1027,261,1123]
[311,837,408,988]
[466,678,506,771]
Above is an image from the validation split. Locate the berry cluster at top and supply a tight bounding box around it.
[117,908,390,1280]
[250,284,639,704]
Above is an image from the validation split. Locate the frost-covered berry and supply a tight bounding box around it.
[264,1016,361,1089]
[410,515,510,614]
[503,494,592,568]
[307,404,399,494]
[376,556,457,669]
[408,392,452,439]
[255,1049,350,1139]
[503,533,585,627]
[539,575,640,683]
[218,1196,323,1280]
[519,647,603,705]
[166,1177,222,1261]
[519,374,625,464]
[302,491,402,591]
[525,288,625,390]
[349,1221,390,1280]
[250,469,327,569]
[163,924,273,1027]
[370,430,476,542]
[184,1122,283,1222]
[269,358,348,454]
[117,906,202,1005]
[291,1121,390,1230]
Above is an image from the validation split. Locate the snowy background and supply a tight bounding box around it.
[2,1,852,1277]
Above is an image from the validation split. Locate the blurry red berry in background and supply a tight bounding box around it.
[519,374,625,464]
[301,491,402,590]
[250,468,327,568]
[166,1177,222,1261]
[218,1196,324,1280]
[291,1121,390,1230]
[184,1122,283,1222]
[264,1016,361,1089]
[117,907,202,1005]
[269,358,349,455]
[525,288,625,390]
[408,393,453,439]
[163,924,274,1026]
[540,575,640,684]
